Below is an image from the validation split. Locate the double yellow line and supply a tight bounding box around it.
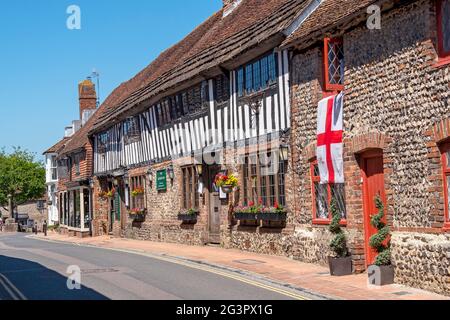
[32,237,312,300]
[0,273,27,301]
[109,247,312,300]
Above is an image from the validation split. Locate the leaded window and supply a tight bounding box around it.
[310,160,347,223]
[438,0,450,57]
[324,38,344,91]
[241,152,287,207]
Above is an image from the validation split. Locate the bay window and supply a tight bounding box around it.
[241,152,287,207]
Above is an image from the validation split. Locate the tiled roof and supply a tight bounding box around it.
[43,137,70,155]
[89,0,311,133]
[282,0,384,49]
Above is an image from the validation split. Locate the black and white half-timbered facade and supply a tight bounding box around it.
[93,50,291,174]
[88,0,320,242]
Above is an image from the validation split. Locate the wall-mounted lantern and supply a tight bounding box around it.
[167,165,175,180]
[147,168,154,183]
[280,144,290,161]
[195,163,203,176]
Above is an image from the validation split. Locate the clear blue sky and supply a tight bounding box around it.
[0,0,222,160]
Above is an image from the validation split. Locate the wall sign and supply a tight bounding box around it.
[156,169,167,191]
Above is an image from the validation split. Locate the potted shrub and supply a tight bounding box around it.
[214,173,238,194]
[129,208,146,222]
[368,196,394,286]
[328,199,352,276]
[178,208,199,223]
[258,202,287,222]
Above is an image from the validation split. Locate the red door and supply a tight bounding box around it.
[361,151,386,267]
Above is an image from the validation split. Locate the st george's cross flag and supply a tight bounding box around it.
[316,93,344,184]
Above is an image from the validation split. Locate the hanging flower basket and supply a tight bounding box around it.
[221,185,234,194]
[214,173,238,193]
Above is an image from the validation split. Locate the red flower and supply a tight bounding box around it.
[248,201,255,207]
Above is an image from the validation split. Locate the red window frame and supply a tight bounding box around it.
[440,141,450,231]
[310,160,347,225]
[437,0,450,59]
[323,37,345,92]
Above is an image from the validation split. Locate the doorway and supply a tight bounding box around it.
[361,150,386,267]
[207,166,221,244]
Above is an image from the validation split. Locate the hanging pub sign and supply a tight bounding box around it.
[156,169,167,191]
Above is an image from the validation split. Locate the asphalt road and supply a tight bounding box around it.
[0,233,318,300]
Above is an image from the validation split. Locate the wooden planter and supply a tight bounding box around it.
[258,212,287,222]
[178,213,198,224]
[368,265,394,286]
[328,256,353,276]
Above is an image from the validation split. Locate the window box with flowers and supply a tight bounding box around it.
[258,202,287,222]
[234,201,287,223]
[129,208,147,222]
[214,173,239,194]
[178,208,199,224]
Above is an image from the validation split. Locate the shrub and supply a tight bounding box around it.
[369,196,391,266]
[329,199,348,258]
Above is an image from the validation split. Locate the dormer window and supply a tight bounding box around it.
[98,132,109,154]
[324,38,344,92]
[237,52,278,97]
[124,116,141,144]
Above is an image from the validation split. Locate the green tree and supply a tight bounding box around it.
[0,148,45,217]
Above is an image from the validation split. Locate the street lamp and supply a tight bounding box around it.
[280,144,290,161]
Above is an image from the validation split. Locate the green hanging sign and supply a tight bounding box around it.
[156,169,167,191]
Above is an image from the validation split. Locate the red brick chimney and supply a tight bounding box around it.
[223,0,242,17]
[78,79,97,120]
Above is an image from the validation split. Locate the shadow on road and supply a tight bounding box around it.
[0,255,109,300]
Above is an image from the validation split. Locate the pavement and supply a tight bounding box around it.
[26,231,449,300]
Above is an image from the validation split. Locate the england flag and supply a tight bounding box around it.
[316,93,344,184]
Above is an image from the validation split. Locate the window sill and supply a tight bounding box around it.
[312,218,347,226]
[433,56,450,69]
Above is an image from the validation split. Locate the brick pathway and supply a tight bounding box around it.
[34,232,448,300]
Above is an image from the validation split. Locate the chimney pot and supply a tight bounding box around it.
[78,79,97,121]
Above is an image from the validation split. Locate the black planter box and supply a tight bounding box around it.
[178,213,198,224]
[328,256,353,276]
[131,213,146,223]
[234,212,258,221]
[368,265,395,286]
[258,212,287,222]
